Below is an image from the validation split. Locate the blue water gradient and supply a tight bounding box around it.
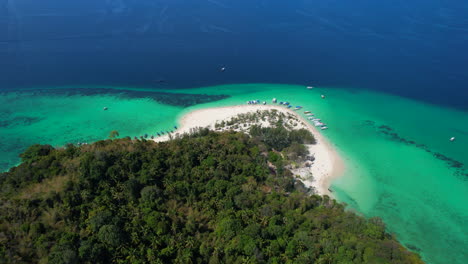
[1,2,468,263]
[1,0,468,109]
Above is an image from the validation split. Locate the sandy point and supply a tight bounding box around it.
[154,104,345,197]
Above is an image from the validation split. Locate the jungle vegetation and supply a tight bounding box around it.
[0,127,423,263]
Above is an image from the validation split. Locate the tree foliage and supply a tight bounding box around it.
[108,130,120,139]
[0,130,422,263]
[250,125,316,151]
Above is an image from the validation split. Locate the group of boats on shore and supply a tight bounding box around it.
[246,98,329,130]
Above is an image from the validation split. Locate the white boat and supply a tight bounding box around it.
[321,94,325,99]
[306,113,314,116]
[304,111,311,114]
[272,98,277,103]
[263,101,266,105]
[321,126,328,130]
[307,86,314,89]
[450,137,455,142]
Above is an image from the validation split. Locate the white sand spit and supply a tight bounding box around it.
[153,105,344,197]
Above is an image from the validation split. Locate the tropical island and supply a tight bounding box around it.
[0,105,423,263]
[155,105,344,196]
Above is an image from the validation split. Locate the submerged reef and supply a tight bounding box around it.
[1,87,230,107]
[0,116,43,129]
[363,120,466,179]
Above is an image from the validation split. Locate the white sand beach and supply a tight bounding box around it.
[154,105,344,196]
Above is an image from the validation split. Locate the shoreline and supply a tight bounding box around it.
[154,104,345,197]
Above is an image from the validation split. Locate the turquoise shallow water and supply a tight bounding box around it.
[0,91,183,170]
[1,84,467,264]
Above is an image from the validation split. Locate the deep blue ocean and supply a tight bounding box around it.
[1,0,467,109]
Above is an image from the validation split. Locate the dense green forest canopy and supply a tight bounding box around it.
[0,127,423,263]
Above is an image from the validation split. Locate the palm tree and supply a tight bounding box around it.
[109,130,119,139]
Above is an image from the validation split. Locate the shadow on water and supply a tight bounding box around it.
[0,116,44,128]
[0,87,230,107]
[406,244,422,253]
